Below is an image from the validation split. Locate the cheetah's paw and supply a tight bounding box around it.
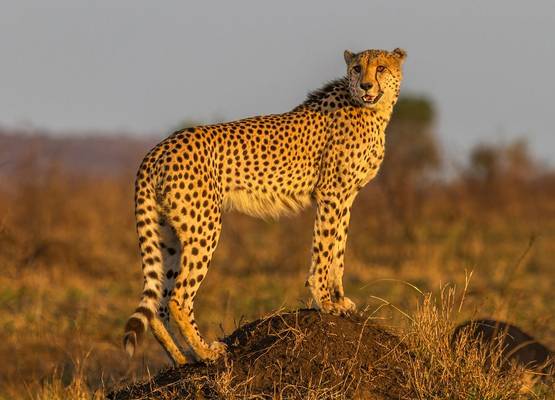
[319,297,357,316]
[207,341,228,361]
[336,296,356,313]
[193,340,227,362]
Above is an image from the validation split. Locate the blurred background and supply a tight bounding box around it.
[0,1,554,397]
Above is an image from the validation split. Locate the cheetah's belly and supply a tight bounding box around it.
[222,189,312,220]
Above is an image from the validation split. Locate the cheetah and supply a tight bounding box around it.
[123,48,406,364]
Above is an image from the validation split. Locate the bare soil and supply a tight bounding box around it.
[108,309,412,399]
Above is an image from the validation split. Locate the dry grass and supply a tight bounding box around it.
[108,285,551,400]
[400,284,522,399]
[30,368,103,400]
[0,144,554,399]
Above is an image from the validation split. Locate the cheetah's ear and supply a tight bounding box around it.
[343,50,355,65]
[392,48,407,64]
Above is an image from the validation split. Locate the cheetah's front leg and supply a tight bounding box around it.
[328,205,356,314]
[307,197,356,315]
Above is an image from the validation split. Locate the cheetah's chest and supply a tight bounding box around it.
[341,120,386,190]
[355,146,385,189]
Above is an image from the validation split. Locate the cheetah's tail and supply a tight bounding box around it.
[123,177,164,357]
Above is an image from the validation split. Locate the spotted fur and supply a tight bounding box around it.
[123,48,406,364]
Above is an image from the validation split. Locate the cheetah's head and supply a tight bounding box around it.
[344,48,406,109]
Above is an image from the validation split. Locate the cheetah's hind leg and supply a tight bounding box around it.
[124,206,189,365]
[149,221,191,365]
[165,192,227,362]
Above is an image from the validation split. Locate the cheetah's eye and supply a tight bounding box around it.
[353,65,362,73]
[376,65,386,73]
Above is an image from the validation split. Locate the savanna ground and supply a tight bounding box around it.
[0,98,554,398]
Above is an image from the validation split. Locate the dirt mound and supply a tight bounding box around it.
[109,309,412,399]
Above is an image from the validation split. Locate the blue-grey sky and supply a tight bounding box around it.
[1,1,554,163]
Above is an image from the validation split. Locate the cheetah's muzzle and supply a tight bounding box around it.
[362,91,383,104]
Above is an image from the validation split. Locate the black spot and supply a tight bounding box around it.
[143,289,157,299]
[136,306,154,320]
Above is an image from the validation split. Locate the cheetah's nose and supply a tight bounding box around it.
[360,82,373,91]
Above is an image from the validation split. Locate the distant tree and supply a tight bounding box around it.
[375,95,441,239]
[464,138,541,209]
[468,144,500,183]
[504,139,538,182]
[466,139,538,184]
[382,96,441,184]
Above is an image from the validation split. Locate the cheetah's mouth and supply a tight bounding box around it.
[362,92,383,105]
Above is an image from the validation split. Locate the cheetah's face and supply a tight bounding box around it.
[344,48,406,109]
